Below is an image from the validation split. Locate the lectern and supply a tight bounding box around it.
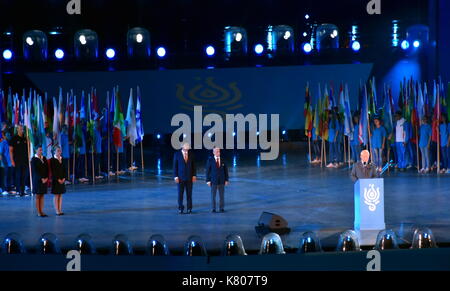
[354,178,385,245]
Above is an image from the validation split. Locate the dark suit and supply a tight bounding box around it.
[31,156,49,195]
[351,161,379,182]
[173,149,196,211]
[205,155,229,211]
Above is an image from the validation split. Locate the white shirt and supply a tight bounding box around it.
[395,118,406,142]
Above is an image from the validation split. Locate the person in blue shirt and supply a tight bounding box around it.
[370,117,387,171]
[76,121,89,183]
[94,126,103,179]
[439,115,448,173]
[336,115,344,165]
[326,112,338,168]
[311,129,321,164]
[419,117,432,173]
[350,113,361,163]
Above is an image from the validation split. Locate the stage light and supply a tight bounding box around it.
[184,235,208,256]
[222,234,247,256]
[39,233,61,254]
[316,24,339,51]
[26,36,34,46]
[254,44,264,55]
[136,33,143,43]
[23,30,48,62]
[79,35,87,45]
[411,227,437,249]
[305,14,310,20]
[336,230,360,252]
[205,45,215,57]
[401,40,410,50]
[302,43,312,54]
[303,32,308,37]
[232,132,236,137]
[351,41,361,52]
[75,233,96,255]
[2,233,25,254]
[259,232,285,255]
[224,26,248,57]
[298,231,322,253]
[112,234,133,255]
[156,134,161,139]
[266,25,295,56]
[392,20,400,47]
[127,27,151,59]
[374,230,399,250]
[282,130,286,135]
[2,49,13,60]
[156,47,166,58]
[256,131,260,136]
[106,48,116,59]
[413,40,420,48]
[147,234,170,256]
[74,29,98,61]
[54,48,64,60]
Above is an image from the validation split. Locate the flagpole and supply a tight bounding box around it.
[416,124,420,173]
[108,123,110,179]
[130,141,133,170]
[347,136,351,169]
[320,138,324,167]
[26,133,33,194]
[92,146,95,184]
[343,134,346,167]
[116,147,119,177]
[140,141,144,173]
[308,134,311,163]
[72,141,76,184]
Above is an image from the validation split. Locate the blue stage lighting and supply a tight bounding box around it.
[351,41,361,52]
[157,47,166,58]
[205,45,215,57]
[2,49,13,60]
[302,43,312,54]
[254,44,264,55]
[282,130,286,135]
[413,40,420,48]
[401,40,410,50]
[54,48,64,60]
[156,134,161,139]
[106,48,116,59]
[305,14,310,20]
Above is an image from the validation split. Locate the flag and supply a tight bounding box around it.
[126,88,138,146]
[113,87,125,148]
[342,84,353,137]
[383,85,394,136]
[359,85,369,146]
[313,84,321,138]
[136,86,144,143]
[52,96,60,147]
[304,82,313,137]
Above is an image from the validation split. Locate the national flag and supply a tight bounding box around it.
[126,88,138,146]
[304,82,313,137]
[113,87,125,148]
[136,86,144,143]
[358,84,369,146]
[342,84,353,137]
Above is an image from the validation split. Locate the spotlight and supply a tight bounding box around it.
[147,234,170,256]
[106,48,116,59]
[2,49,13,60]
[316,24,339,51]
[136,33,143,43]
[266,25,295,56]
[298,231,322,254]
[254,44,264,55]
[156,134,161,139]
[222,234,247,256]
[374,230,399,250]
[26,36,34,46]
[259,232,285,255]
[79,35,87,45]
[282,130,287,135]
[351,41,361,52]
[156,47,166,58]
[305,14,310,20]
[411,227,437,249]
[39,233,61,254]
[413,40,420,48]
[75,234,96,255]
[2,233,25,254]
[112,234,133,255]
[336,230,360,252]
[401,40,410,50]
[302,43,312,54]
[205,45,215,57]
[283,31,291,40]
[235,32,243,42]
[303,32,308,37]
[54,48,64,60]
[184,235,208,256]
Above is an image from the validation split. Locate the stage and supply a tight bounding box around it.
[1,144,449,254]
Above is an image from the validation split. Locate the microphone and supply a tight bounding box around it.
[363,161,367,167]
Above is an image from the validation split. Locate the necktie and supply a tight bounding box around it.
[216,157,220,168]
[183,151,188,162]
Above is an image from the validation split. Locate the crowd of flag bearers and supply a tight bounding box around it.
[0,86,145,212]
[304,77,450,174]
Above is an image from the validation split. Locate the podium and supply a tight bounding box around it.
[354,178,385,245]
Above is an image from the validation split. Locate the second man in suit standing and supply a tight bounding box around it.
[205,146,229,213]
[173,142,197,214]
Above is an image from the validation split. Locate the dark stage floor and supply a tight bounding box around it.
[1,143,449,253]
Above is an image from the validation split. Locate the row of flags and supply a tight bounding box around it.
[304,77,450,146]
[0,86,144,157]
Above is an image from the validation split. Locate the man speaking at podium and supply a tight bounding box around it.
[351,150,379,182]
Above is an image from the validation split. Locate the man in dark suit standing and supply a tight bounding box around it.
[205,146,229,213]
[173,142,196,214]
